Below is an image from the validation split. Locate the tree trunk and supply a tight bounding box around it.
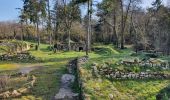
[68,29,71,51]
[47,0,52,49]
[36,21,40,50]
[120,0,124,49]
[20,22,24,41]
[113,9,118,48]
[54,22,59,42]
[86,0,91,56]
[120,0,131,49]
[89,0,92,47]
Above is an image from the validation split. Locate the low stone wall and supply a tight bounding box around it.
[75,56,88,100]
[0,52,35,61]
[54,43,86,51]
[120,58,170,70]
[74,57,170,100]
[96,67,170,80]
[0,41,30,55]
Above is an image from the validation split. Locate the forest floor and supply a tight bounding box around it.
[0,42,170,100]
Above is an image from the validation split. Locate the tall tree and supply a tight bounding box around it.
[75,0,92,55]
[55,0,81,51]
[47,0,53,49]
[97,0,119,47]
[22,0,47,50]
[120,0,132,49]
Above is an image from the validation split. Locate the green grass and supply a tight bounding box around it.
[0,41,102,100]
[82,77,170,100]
[0,42,170,100]
[80,45,170,100]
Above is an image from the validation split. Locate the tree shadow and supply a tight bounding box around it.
[156,84,170,99]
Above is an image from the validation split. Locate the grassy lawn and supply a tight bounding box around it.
[0,42,170,100]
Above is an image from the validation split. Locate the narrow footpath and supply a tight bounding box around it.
[54,59,79,100]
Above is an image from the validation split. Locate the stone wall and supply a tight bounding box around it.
[0,41,32,61]
[0,41,30,55]
[96,67,170,80]
[0,52,35,61]
[74,57,170,100]
[54,43,86,51]
[75,56,88,100]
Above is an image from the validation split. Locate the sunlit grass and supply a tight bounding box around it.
[80,45,170,100]
[0,42,170,99]
[0,63,19,71]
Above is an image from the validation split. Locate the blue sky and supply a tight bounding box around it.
[0,0,23,21]
[0,0,168,21]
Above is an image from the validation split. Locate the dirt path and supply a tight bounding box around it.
[54,59,79,100]
[18,64,43,75]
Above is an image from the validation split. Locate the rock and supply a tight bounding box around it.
[108,94,114,100]
[11,90,21,97]
[31,75,36,87]
[17,87,29,94]
[92,66,99,77]
[78,56,88,64]
[55,88,79,100]
[61,74,75,85]
[0,91,11,99]
[55,74,78,100]
[92,63,98,66]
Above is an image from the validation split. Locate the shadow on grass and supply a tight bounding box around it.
[157,84,170,99]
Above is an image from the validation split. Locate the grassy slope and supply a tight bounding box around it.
[81,45,170,100]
